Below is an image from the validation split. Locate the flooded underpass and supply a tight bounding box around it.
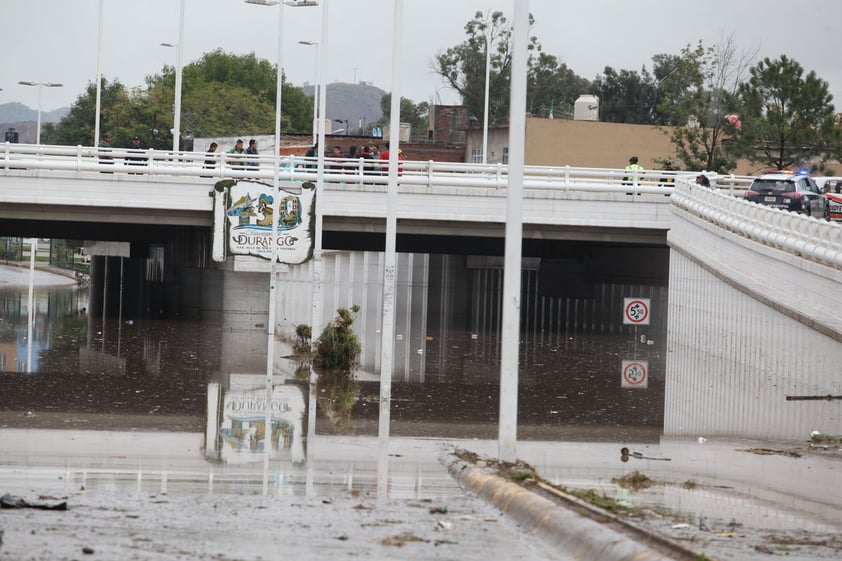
[1,260,840,560]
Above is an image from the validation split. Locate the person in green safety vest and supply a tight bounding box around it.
[623,155,644,185]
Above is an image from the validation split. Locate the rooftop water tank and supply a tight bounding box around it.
[573,95,599,121]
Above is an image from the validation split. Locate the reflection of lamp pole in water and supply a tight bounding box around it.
[26,238,37,372]
[102,257,108,352]
[117,258,124,357]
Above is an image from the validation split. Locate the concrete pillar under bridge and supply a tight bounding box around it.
[85,231,224,322]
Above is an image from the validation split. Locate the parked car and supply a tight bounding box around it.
[814,177,842,222]
[744,173,829,220]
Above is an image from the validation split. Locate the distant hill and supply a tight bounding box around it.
[300,82,385,133]
[0,102,70,143]
[0,102,69,124]
[0,85,382,142]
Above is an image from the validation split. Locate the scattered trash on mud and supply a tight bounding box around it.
[739,447,802,458]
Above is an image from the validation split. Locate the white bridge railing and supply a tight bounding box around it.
[672,179,842,270]
[1,142,755,196]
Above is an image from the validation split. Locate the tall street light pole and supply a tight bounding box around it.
[309,0,328,480]
[482,24,491,164]
[244,0,286,496]
[298,40,320,145]
[377,0,403,501]
[94,0,104,146]
[18,81,63,145]
[498,0,529,463]
[471,14,492,164]
[160,1,186,153]
[174,0,186,153]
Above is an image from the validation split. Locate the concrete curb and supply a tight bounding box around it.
[443,455,676,561]
[1,261,82,282]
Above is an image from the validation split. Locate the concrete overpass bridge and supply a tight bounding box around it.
[0,142,749,248]
[1,143,840,443]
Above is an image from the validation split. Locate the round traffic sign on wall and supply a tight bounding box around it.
[623,297,650,325]
[621,360,648,388]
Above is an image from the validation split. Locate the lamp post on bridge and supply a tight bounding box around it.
[298,40,321,145]
[17,81,63,145]
[159,0,185,153]
[94,0,104,147]
[470,12,493,164]
[244,0,319,492]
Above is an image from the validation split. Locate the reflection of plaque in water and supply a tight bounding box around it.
[79,346,127,376]
[211,383,305,464]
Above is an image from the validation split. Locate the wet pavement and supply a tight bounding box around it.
[2,264,842,560]
[2,431,841,560]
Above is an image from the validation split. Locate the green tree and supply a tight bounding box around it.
[734,55,841,171]
[434,11,593,124]
[377,94,430,140]
[433,11,539,126]
[41,78,135,147]
[146,49,314,140]
[657,37,755,173]
[527,52,591,119]
[591,66,658,124]
[43,50,314,148]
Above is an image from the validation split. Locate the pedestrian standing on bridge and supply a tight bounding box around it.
[126,135,146,172]
[380,146,404,177]
[305,142,318,169]
[228,139,246,170]
[329,145,344,172]
[202,142,218,177]
[246,139,259,169]
[623,155,644,186]
[658,160,675,187]
[98,132,114,172]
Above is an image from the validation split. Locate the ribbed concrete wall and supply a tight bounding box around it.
[665,252,842,440]
[666,184,842,441]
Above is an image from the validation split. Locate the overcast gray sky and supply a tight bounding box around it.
[4,0,842,115]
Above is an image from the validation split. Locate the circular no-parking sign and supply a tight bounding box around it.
[623,298,650,325]
[621,360,648,388]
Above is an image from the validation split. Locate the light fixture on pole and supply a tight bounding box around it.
[298,40,321,145]
[18,81,63,145]
[470,14,492,164]
[160,0,185,153]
